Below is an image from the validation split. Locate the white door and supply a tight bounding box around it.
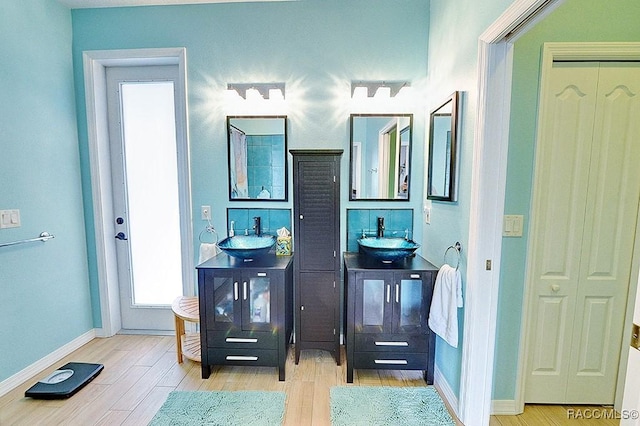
[106,65,187,332]
[525,62,640,403]
[621,271,640,424]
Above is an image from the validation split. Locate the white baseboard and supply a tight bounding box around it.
[491,399,519,415]
[434,365,460,419]
[0,329,96,398]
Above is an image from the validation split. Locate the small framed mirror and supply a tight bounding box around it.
[427,92,459,202]
[349,114,412,201]
[227,116,287,201]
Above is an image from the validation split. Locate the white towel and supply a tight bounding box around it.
[199,243,220,264]
[428,264,463,348]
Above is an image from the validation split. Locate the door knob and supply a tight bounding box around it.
[551,284,560,292]
[115,232,128,241]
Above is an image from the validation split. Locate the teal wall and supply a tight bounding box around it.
[70,1,431,329]
[494,0,640,400]
[0,0,93,382]
[423,0,514,398]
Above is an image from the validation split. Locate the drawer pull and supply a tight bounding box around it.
[410,274,420,279]
[374,359,408,365]
[225,338,258,343]
[375,341,409,347]
[257,272,267,277]
[226,355,258,361]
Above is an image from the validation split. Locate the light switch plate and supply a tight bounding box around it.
[503,215,523,237]
[0,209,21,229]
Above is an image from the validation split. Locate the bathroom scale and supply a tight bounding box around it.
[25,362,104,399]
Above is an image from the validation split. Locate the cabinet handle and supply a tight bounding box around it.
[375,341,409,347]
[226,355,258,361]
[234,282,238,301]
[410,274,420,279]
[395,284,399,303]
[374,359,408,365]
[386,285,390,303]
[243,281,247,300]
[225,338,258,343]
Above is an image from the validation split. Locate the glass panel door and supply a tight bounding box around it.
[213,275,236,325]
[249,276,271,324]
[363,279,385,327]
[399,278,423,328]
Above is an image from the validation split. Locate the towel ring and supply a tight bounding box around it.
[444,242,462,270]
[199,221,218,244]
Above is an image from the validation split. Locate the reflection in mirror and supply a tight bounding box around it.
[349,114,412,201]
[227,116,287,201]
[427,92,458,202]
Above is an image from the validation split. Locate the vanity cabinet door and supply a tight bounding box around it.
[354,271,394,333]
[203,269,277,332]
[392,271,432,334]
[354,271,432,334]
[240,270,277,332]
[203,269,239,331]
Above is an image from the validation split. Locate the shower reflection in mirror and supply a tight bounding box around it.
[227,116,288,201]
[349,114,412,201]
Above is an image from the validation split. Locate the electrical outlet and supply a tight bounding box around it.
[201,205,211,221]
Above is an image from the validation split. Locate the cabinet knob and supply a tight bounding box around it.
[551,284,560,293]
[299,214,304,220]
[301,305,304,311]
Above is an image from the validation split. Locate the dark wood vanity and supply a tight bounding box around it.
[196,252,293,381]
[343,252,437,383]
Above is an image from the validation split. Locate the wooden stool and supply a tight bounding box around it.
[171,296,201,363]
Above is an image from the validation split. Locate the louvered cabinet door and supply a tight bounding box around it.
[291,150,343,365]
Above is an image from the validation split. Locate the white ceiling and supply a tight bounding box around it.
[57,0,293,9]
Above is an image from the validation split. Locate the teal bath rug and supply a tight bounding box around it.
[330,386,455,426]
[149,390,285,426]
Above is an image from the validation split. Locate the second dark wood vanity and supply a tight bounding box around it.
[197,252,293,381]
[343,252,437,384]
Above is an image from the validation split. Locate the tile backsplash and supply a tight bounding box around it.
[226,208,292,237]
[346,209,414,252]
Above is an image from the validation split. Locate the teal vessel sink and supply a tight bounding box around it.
[216,235,277,260]
[357,237,420,262]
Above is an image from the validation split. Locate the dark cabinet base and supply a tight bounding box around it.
[197,253,294,382]
[344,252,437,385]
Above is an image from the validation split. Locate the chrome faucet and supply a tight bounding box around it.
[253,216,261,236]
[377,217,385,238]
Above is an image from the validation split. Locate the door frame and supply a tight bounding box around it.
[458,1,565,422]
[82,48,193,337]
[516,42,640,412]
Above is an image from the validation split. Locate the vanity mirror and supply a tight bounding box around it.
[427,92,459,202]
[227,116,287,201]
[349,114,412,201]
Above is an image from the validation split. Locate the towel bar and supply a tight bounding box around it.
[0,232,55,248]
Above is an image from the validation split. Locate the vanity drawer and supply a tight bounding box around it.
[354,333,428,353]
[206,331,277,349]
[207,348,277,367]
[353,351,428,371]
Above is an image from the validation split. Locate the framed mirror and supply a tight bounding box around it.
[427,92,459,202]
[349,114,412,201]
[227,116,287,201]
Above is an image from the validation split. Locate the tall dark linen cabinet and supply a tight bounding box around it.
[290,150,343,365]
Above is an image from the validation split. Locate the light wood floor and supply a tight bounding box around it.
[0,335,619,425]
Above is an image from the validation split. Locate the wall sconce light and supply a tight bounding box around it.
[350,81,411,99]
[227,83,286,100]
